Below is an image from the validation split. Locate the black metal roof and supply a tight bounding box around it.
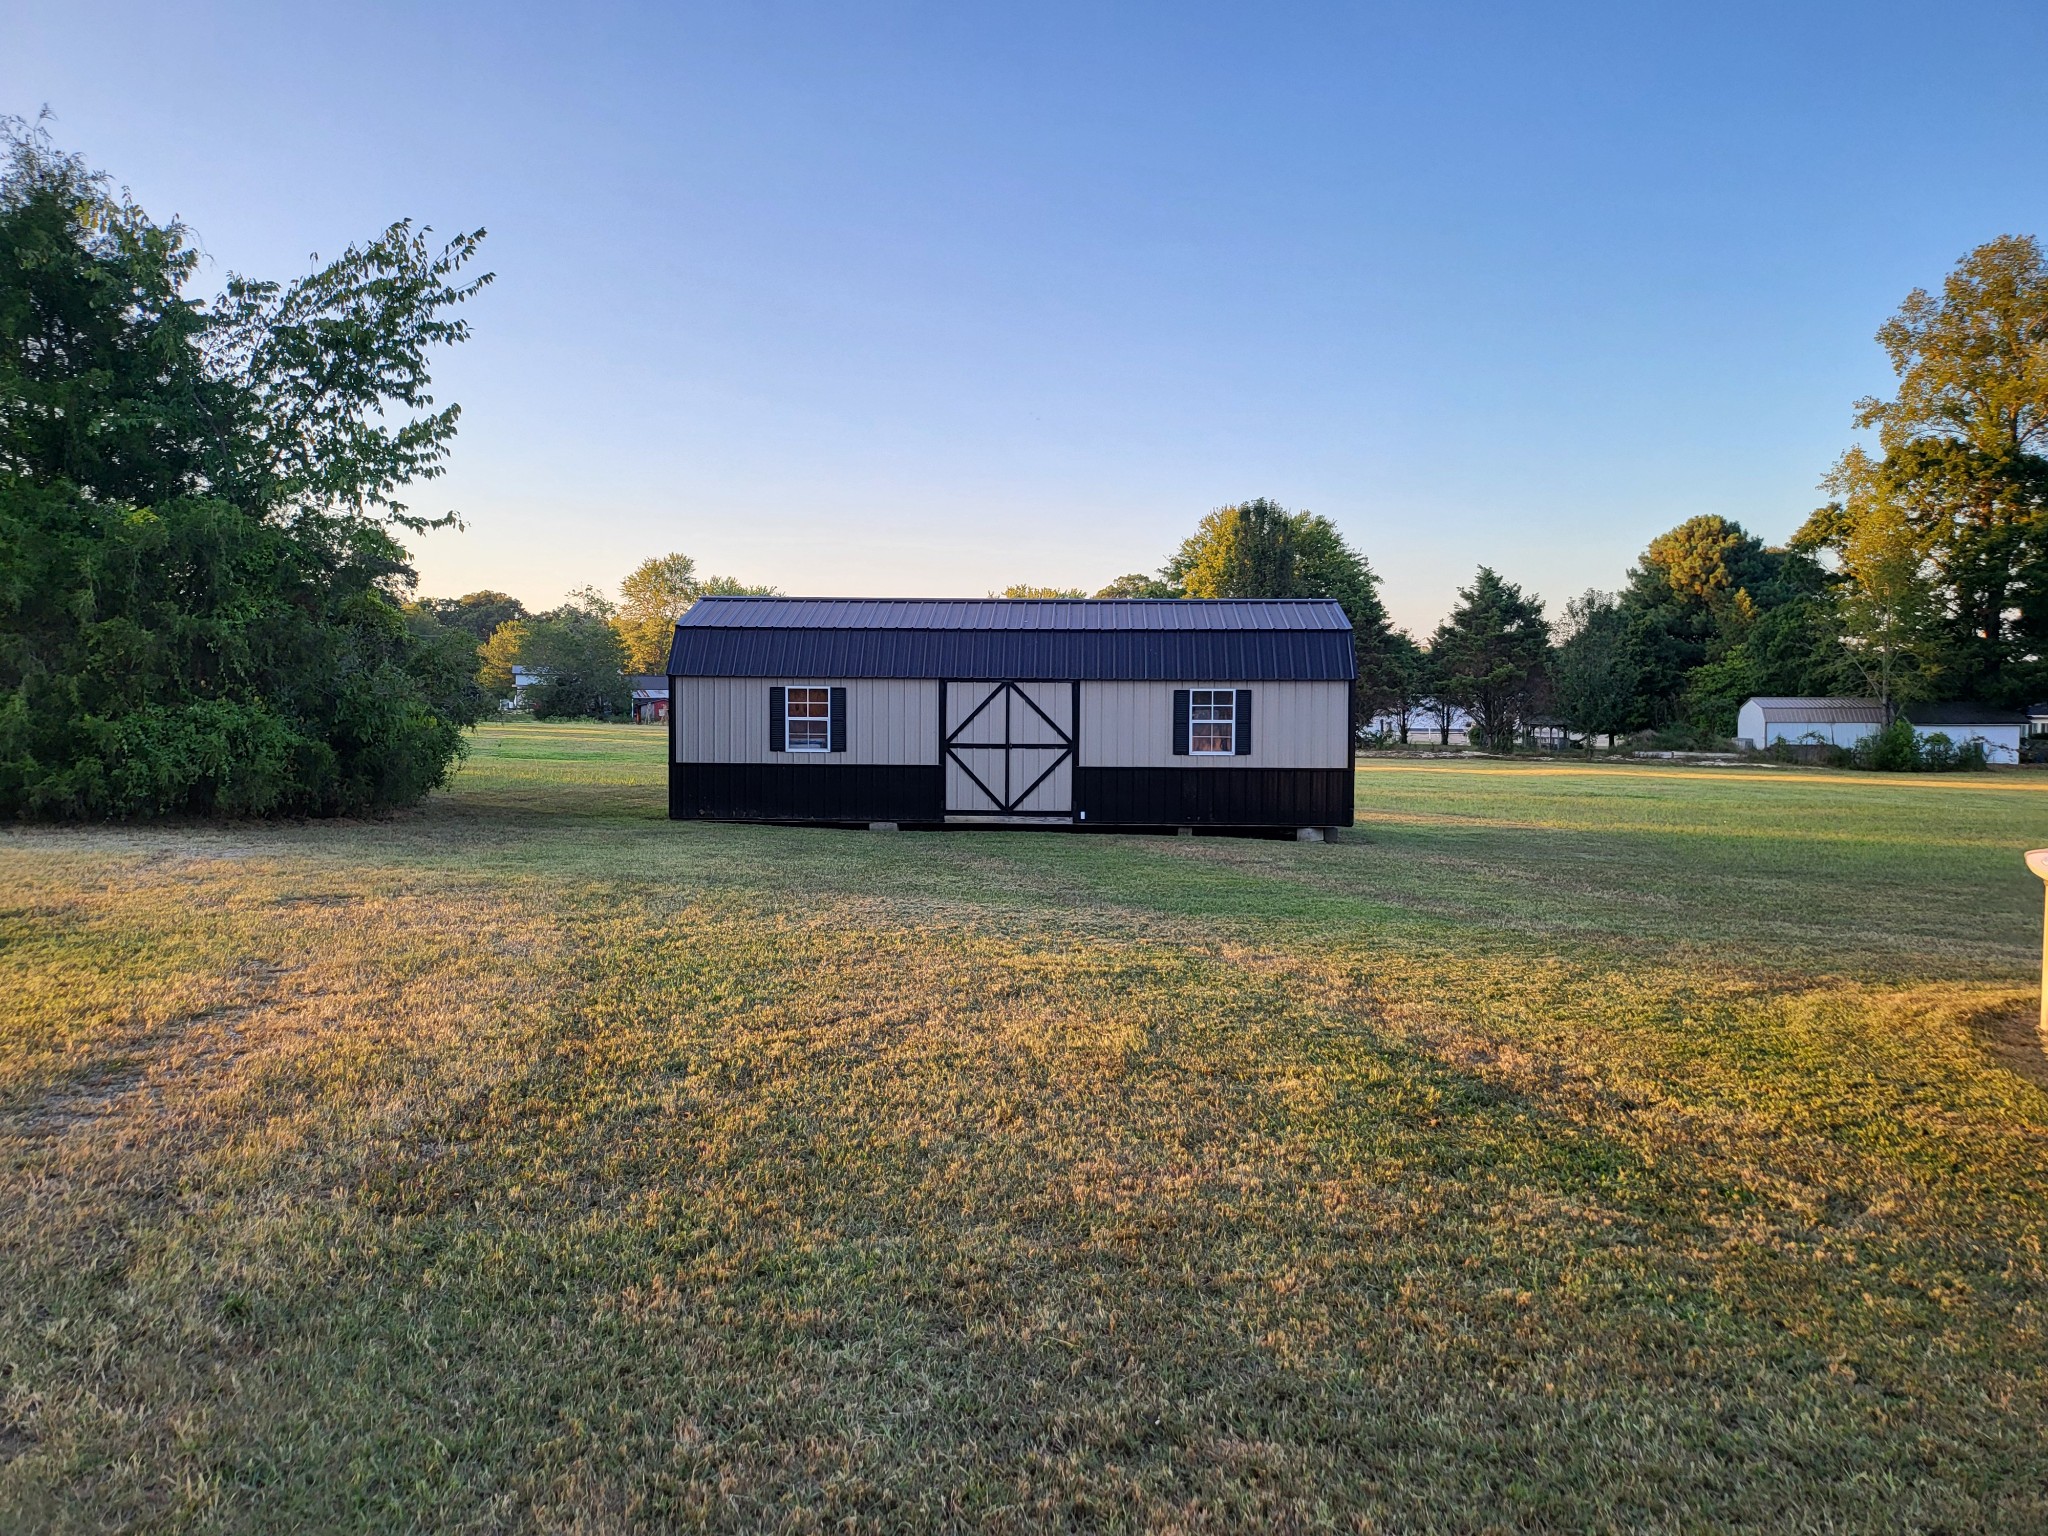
[1902,702,2030,727]
[666,597,1357,681]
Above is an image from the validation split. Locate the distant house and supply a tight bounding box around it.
[1735,696,2027,763]
[1899,703,2028,763]
[506,665,547,711]
[629,674,669,725]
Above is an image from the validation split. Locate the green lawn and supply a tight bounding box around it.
[4,722,2046,1532]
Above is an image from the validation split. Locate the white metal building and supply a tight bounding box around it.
[1899,703,2028,763]
[1734,696,2028,762]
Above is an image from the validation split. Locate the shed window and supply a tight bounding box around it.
[785,686,831,750]
[1189,689,1236,754]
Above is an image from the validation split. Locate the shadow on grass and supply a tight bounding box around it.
[1964,999,2048,1089]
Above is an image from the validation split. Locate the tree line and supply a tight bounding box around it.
[994,236,2047,749]
[5,118,2041,818]
[358,231,2048,747]
[413,553,778,721]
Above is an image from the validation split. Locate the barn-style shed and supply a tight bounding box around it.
[665,597,1356,830]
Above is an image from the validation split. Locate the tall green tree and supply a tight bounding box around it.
[1829,496,1947,714]
[1167,499,1409,726]
[0,119,491,818]
[615,553,700,673]
[613,553,777,672]
[478,619,528,701]
[410,590,528,644]
[1289,511,1408,724]
[1374,630,1428,742]
[520,597,632,720]
[1615,514,1831,730]
[1166,498,1298,598]
[1550,591,1639,746]
[1428,568,1552,749]
[1798,236,2048,704]
[1095,573,1177,598]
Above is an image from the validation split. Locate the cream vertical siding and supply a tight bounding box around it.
[1079,681,1350,768]
[672,678,939,764]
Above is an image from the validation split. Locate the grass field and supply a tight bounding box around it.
[4,722,2047,1532]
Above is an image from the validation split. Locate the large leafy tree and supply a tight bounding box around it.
[1676,596,1841,736]
[478,619,529,701]
[1827,497,1948,713]
[0,120,491,818]
[1094,573,1176,598]
[1795,235,2048,704]
[1550,591,1639,746]
[521,597,632,720]
[410,590,528,644]
[615,553,702,673]
[1427,567,1552,749]
[1166,498,1409,726]
[1615,514,1831,732]
[613,552,776,672]
[1166,498,1299,597]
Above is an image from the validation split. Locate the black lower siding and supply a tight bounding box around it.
[670,761,1351,827]
[671,763,942,822]
[1075,767,1353,827]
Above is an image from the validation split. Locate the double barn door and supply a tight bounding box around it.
[942,681,1075,822]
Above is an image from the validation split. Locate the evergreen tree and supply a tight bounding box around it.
[1428,568,1552,749]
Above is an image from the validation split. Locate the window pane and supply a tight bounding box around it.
[1189,689,1233,752]
[786,685,830,749]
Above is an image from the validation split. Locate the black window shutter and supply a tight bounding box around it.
[1172,689,1190,756]
[768,686,786,752]
[1235,689,1253,755]
[829,687,848,752]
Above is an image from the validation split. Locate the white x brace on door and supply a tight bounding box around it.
[942,681,1075,822]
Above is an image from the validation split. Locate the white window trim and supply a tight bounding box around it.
[785,683,832,752]
[1189,687,1236,756]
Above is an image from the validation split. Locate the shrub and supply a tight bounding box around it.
[0,121,491,820]
[1917,731,1957,770]
[1763,734,1852,767]
[1845,720,1990,774]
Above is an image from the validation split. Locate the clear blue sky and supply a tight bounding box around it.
[8,2,2047,632]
